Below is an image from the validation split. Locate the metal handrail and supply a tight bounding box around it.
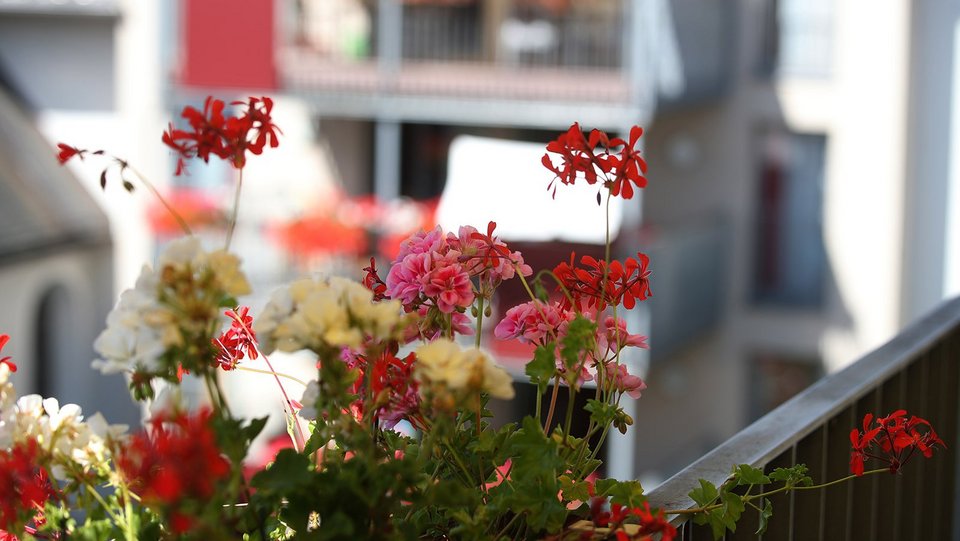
[645,296,960,534]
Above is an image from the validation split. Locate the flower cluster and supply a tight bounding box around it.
[255,276,406,354]
[849,410,945,476]
[415,339,515,403]
[495,301,647,396]
[0,351,128,537]
[162,96,280,175]
[553,252,652,311]
[0,363,126,481]
[542,123,647,199]
[585,500,677,541]
[93,237,251,395]
[383,222,531,338]
[212,306,259,371]
[0,439,54,534]
[117,408,230,534]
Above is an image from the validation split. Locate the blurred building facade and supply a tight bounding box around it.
[255,0,960,483]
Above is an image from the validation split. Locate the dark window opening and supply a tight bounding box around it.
[752,130,827,308]
[34,285,71,398]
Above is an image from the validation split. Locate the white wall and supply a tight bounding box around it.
[0,248,140,426]
[0,14,116,110]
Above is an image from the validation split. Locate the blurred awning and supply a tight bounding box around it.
[0,87,110,262]
[436,135,622,244]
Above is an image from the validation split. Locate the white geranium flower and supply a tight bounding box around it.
[298,380,320,420]
[93,238,250,379]
[158,236,205,267]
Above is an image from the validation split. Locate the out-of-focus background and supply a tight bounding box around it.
[0,0,957,487]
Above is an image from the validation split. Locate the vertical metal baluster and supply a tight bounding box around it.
[869,386,881,541]
[843,406,855,541]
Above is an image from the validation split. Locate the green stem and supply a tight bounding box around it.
[475,295,485,349]
[127,164,193,236]
[116,480,137,541]
[225,167,244,250]
[443,440,478,486]
[543,375,561,432]
[204,370,231,418]
[83,483,126,531]
[562,384,576,444]
[235,365,309,387]
[664,468,889,516]
[493,511,524,540]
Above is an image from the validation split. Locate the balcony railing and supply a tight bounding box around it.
[645,297,960,539]
[280,0,634,111]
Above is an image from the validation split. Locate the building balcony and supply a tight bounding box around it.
[278,0,734,129]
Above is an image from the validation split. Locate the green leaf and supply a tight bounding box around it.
[303,424,327,455]
[526,344,557,392]
[597,479,645,507]
[245,415,269,441]
[251,448,313,493]
[720,491,744,527]
[560,317,596,379]
[734,464,769,486]
[756,498,773,535]
[706,509,727,540]
[559,475,591,503]
[769,464,813,488]
[584,399,617,427]
[689,478,719,507]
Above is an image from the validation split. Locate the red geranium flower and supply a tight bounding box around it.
[542,123,648,200]
[55,143,85,164]
[0,334,15,373]
[0,440,56,532]
[553,252,652,311]
[117,408,230,508]
[362,257,388,301]
[212,306,259,371]
[162,96,281,175]
[849,410,945,476]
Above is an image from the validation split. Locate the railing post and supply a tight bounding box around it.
[377,0,402,73]
[623,0,647,111]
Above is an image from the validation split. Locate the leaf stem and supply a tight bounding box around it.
[543,375,561,432]
[225,167,244,250]
[235,365,309,387]
[126,163,193,236]
[664,468,889,516]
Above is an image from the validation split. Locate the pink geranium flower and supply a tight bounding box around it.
[423,263,474,314]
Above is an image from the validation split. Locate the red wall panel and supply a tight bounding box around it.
[179,0,276,90]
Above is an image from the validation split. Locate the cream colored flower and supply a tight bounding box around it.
[256,276,405,355]
[414,339,514,400]
[209,250,252,297]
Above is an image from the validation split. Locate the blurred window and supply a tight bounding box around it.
[777,0,833,78]
[752,131,827,308]
[748,352,823,421]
